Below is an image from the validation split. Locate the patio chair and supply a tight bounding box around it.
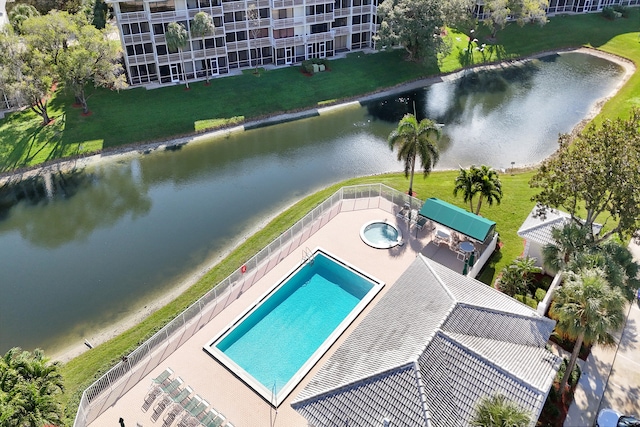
[142,386,163,412]
[162,394,195,427]
[152,378,184,421]
[176,396,206,427]
[203,412,225,427]
[152,368,173,387]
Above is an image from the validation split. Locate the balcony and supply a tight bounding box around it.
[272,17,305,29]
[271,0,303,8]
[274,34,305,47]
[221,0,246,11]
[123,33,152,44]
[117,11,148,22]
[224,21,248,31]
[305,12,333,24]
[127,53,155,64]
[149,10,188,21]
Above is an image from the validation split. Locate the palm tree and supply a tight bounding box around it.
[453,166,478,212]
[550,268,626,393]
[190,12,215,84]
[473,165,502,215]
[0,348,64,426]
[471,393,530,427]
[568,239,640,302]
[542,222,591,275]
[497,256,541,297]
[388,113,441,197]
[165,22,190,89]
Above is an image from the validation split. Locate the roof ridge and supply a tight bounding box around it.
[435,330,553,394]
[517,215,568,236]
[411,360,434,427]
[291,362,417,406]
[453,301,555,328]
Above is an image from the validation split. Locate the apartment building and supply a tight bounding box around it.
[106,0,378,86]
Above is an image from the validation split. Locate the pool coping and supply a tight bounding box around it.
[202,247,385,406]
[360,219,404,249]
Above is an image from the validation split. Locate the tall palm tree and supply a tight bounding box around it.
[542,222,591,275]
[190,12,215,84]
[471,393,530,427]
[388,113,441,197]
[473,165,502,215]
[453,166,478,212]
[550,269,626,393]
[165,22,190,89]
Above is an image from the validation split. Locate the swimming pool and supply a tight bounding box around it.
[204,248,383,404]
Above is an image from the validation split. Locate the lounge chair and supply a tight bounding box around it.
[152,378,184,421]
[176,396,207,427]
[142,386,163,412]
[152,368,173,387]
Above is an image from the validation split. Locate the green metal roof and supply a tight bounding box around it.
[419,198,496,242]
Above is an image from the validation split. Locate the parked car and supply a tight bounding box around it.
[597,409,640,427]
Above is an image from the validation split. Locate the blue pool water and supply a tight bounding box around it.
[213,251,376,397]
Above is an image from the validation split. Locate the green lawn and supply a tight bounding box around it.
[1,10,639,171]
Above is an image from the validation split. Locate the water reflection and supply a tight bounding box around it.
[0,52,624,354]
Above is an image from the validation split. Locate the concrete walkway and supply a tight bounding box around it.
[564,242,640,426]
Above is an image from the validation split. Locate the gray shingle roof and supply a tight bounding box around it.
[517,205,603,247]
[292,255,560,427]
[420,332,550,427]
[441,304,555,347]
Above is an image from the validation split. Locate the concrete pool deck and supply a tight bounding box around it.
[87,203,472,427]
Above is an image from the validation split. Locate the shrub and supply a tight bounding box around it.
[601,6,621,19]
[558,357,582,387]
[535,287,547,302]
[524,295,538,309]
[538,274,553,291]
[613,4,629,17]
[300,58,330,75]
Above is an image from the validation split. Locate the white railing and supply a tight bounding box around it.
[537,272,562,315]
[71,184,427,427]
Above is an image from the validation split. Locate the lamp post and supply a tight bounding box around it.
[510,161,515,174]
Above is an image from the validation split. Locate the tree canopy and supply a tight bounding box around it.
[58,23,128,114]
[530,109,640,243]
[0,348,65,427]
[376,0,452,63]
[483,0,548,37]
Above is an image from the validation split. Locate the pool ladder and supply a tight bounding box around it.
[302,247,314,265]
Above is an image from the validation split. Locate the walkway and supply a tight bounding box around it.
[564,242,640,426]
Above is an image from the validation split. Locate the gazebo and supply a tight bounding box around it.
[418,197,496,243]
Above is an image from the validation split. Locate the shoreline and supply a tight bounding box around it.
[31,46,634,363]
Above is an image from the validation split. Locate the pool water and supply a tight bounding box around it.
[360,221,402,249]
[206,250,382,403]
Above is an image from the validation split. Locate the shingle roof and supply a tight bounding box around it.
[292,255,560,427]
[517,205,603,247]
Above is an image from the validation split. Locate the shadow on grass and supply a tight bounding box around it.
[0,114,64,172]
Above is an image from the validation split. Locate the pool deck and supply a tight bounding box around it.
[88,204,473,427]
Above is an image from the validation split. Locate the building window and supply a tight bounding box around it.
[149,0,175,13]
[310,23,328,33]
[333,17,347,27]
[334,0,350,8]
[361,14,370,23]
[273,28,294,38]
[352,15,360,24]
[249,27,269,38]
[119,0,144,12]
[157,44,168,55]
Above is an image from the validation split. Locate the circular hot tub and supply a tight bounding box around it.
[360,220,403,249]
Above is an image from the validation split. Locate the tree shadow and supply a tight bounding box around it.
[0,114,64,172]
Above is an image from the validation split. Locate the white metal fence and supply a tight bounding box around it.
[73,184,419,427]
